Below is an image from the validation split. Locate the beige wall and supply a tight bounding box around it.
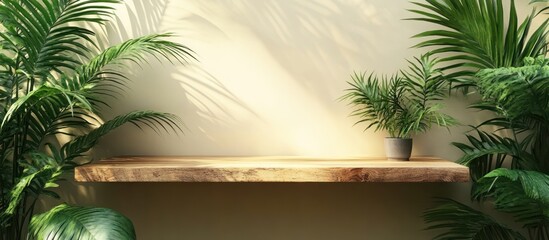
[53,0,544,239]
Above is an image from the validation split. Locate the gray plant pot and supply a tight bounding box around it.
[385,137,413,161]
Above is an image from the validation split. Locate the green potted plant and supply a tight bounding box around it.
[343,54,455,160]
[0,0,194,239]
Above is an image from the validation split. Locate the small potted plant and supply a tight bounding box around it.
[343,54,455,160]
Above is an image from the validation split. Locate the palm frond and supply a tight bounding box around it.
[474,169,549,239]
[424,198,525,240]
[402,54,447,105]
[342,72,410,137]
[343,54,455,138]
[69,33,195,107]
[401,53,456,134]
[1,152,62,222]
[476,57,549,125]
[454,129,537,179]
[0,84,92,131]
[409,0,549,88]
[29,204,135,240]
[0,0,121,77]
[61,110,182,163]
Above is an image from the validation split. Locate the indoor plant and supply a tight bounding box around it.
[425,57,549,240]
[343,54,455,160]
[408,0,549,239]
[0,0,194,239]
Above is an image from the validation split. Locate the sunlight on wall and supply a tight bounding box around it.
[96,0,478,157]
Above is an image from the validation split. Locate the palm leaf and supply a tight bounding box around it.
[29,204,135,240]
[401,53,455,134]
[424,198,525,240]
[454,129,537,177]
[343,54,455,138]
[0,84,93,131]
[476,57,549,125]
[474,169,549,239]
[409,0,549,88]
[342,72,410,137]
[70,33,195,107]
[61,110,182,163]
[0,0,120,77]
[1,152,62,222]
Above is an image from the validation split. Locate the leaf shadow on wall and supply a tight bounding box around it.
[176,0,404,156]
[183,0,478,157]
[91,0,262,156]
[47,0,257,208]
[189,0,415,106]
[72,0,494,159]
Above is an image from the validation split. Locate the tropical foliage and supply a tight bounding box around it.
[410,0,549,239]
[0,0,193,239]
[409,0,548,88]
[343,54,455,138]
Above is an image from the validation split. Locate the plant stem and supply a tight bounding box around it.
[20,194,39,238]
[17,192,28,239]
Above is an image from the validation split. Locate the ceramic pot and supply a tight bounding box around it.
[384,137,412,161]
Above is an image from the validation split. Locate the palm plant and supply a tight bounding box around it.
[0,0,194,239]
[343,54,454,139]
[425,57,549,240]
[409,0,549,239]
[409,0,548,88]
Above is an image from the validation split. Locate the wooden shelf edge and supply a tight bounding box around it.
[74,156,470,183]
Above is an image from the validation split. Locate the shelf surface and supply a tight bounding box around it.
[74,156,470,182]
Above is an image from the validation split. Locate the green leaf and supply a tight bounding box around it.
[29,204,136,240]
[0,0,121,78]
[454,129,536,175]
[474,169,549,230]
[62,111,182,162]
[476,57,549,125]
[72,33,195,107]
[424,198,525,240]
[409,0,548,89]
[1,152,62,222]
[343,53,454,138]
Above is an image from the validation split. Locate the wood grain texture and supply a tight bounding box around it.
[74,156,470,183]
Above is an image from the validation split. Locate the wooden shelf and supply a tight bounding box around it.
[74,156,470,183]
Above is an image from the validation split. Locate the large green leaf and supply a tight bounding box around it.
[474,169,549,234]
[1,152,62,224]
[476,57,549,123]
[409,0,549,88]
[61,110,182,162]
[454,129,537,180]
[0,84,93,131]
[29,204,136,240]
[0,0,121,77]
[424,198,525,240]
[71,33,195,107]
